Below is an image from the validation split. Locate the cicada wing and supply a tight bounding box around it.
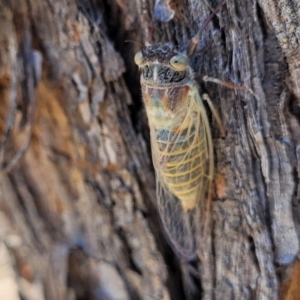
[156,173,197,261]
[149,125,196,261]
[149,86,214,261]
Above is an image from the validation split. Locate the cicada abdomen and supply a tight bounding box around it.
[155,110,210,211]
[135,43,214,260]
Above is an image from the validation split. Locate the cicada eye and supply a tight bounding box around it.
[170,55,188,71]
[134,51,143,65]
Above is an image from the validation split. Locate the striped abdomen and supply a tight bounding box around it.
[156,120,208,211]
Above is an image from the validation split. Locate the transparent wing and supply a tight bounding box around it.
[155,173,197,260]
[150,87,214,261]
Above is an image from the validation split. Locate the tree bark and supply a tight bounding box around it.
[0,0,299,299]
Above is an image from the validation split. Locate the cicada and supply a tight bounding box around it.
[135,4,225,261]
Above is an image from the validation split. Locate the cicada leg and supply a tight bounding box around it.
[202,93,226,138]
[202,75,257,98]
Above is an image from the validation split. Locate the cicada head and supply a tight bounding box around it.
[134,43,193,87]
[134,44,195,120]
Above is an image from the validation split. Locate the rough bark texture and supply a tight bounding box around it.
[0,0,299,299]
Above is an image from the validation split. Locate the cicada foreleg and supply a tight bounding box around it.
[203,75,258,99]
[202,93,226,138]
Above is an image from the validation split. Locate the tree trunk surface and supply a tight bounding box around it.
[0,0,300,299]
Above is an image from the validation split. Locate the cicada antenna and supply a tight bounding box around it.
[187,0,226,57]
